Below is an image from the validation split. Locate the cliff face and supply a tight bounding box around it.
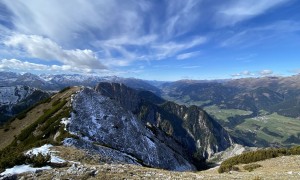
[0,85,50,124]
[160,102,233,158]
[67,88,196,171]
[95,82,233,159]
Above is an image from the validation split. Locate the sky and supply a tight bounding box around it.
[0,0,300,81]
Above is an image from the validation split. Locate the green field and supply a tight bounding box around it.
[162,96,300,147]
[203,105,300,147]
[162,95,211,107]
[235,113,300,146]
[204,105,252,123]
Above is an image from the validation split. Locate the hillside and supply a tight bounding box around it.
[158,76,300,148]
[0,83,235,178]
[159,76,300,117]
[0,86,79,150]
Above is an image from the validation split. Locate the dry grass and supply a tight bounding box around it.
[0,87,80,150]
[198,155,300,179]
[17,145,300,180]
[50,146,100,165]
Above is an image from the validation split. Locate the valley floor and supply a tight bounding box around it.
[7,146,300,180]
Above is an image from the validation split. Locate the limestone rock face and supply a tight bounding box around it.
[94,82,233,159]
[67,88,196,171]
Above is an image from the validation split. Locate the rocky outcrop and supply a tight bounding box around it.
[160,102,233,158]
[94,82,233,160]
[67,88,196,171]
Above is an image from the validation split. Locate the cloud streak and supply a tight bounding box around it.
[1,0,209,67]
[259,69,273,76]
[216,0,289,26]
[231,70,255,77]
[177,51,201,60]
[220,20,300,48]
[4,34,106,69]
[231,70,274,78]
[0,58,94,73]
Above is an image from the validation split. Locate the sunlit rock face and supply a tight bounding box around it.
[94,82,233,159]
[67,87,196,171]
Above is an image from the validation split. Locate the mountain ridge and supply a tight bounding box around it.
[94,82,233,160]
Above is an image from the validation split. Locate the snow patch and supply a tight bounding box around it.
[61,117,71,131]
[26,144,66,163]
[0,165,51,176]
[26,144,53,156]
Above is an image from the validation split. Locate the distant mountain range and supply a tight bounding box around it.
[1,71,300,148]
[157,76,300,147]
[158,75,300,118]
[0,72,161,94]
[0,72,161,124]
[0,85,51,124]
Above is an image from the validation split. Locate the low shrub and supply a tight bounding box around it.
[218,146,300,173]
[243,163,262,172]
[59,86,71,93]
[17,100,67,142]
[0,151,27,172]
[3,127,10,132]
[15,96,52,121]
[26,152,51,167]
[16,112,27,120]
[0,93,73,172]
[52,99,61,107]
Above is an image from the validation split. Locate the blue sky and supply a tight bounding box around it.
[0,0,300,81]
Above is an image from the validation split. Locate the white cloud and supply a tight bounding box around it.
[95,35,207,63]
[232,70,275,78]
[260,69,273,76]
[4,34,105,69]
[177,51,201,60]
[0,58,93,73]
[153,36,207,60]
[164,0,200,38]
[231,73,242,78]
[1,0,208,67]
[220,20,300,48]
[231,70,255,77]
[2,0,145,45]
[241,70,252,76]
[216,0,289,26]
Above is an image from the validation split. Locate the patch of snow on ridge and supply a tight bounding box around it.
[26,144,53,156]
[0,165,51,176]
[26,144,66,163]
[61,117,71,131]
